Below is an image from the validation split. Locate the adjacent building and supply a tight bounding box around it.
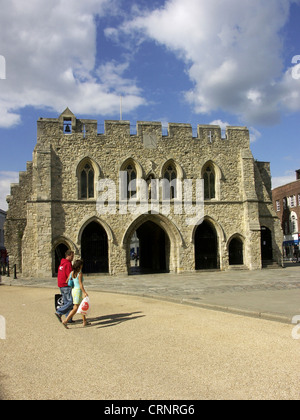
[272,170,300,260]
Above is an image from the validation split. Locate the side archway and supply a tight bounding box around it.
[194,220,220,269]
[78,217,113,274]
[228,235,244,265]
[261,226,273,262]
[52,236,77,276]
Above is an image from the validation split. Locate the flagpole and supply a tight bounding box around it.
[120,95,123,121]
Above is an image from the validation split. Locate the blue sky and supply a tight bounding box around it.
[0,0,300,210]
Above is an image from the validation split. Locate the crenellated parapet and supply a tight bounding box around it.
[36,108,250,150]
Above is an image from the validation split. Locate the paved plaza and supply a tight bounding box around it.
[2,264,300,323]
[1,264,300,399]
[0,285,300,400]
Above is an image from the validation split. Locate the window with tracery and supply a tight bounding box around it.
[204,166,215,199]
[126,164,137,199]
[80,163,94,199]
[163,164,177,199]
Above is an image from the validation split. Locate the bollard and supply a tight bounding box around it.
[6,262,9,277]
[13,264,17,280]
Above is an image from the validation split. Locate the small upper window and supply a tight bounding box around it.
[276,200,280,212]
[290,195,296,208]
[63,118,72,134]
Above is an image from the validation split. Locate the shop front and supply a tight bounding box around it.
[283,235,300,261]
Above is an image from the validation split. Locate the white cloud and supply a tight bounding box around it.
[0,104,21,128]
[249,127,262,143]
[113,0,300,126]
[272,173,297,189]
[0,0,145,128]
[209,120,230,131]
[96,61,142,96]
[0,172,19,211]
[2,0,300,129]
[209,119,261,143]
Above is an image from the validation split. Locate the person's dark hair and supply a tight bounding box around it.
[72,259,83,278]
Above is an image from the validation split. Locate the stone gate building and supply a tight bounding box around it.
[5,108,283,278]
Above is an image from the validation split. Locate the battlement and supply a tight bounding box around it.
[36,108,250,146]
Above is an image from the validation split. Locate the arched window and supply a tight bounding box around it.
[204,166,215,200]
[120,159,144,201]
[163,164,177,199]
[80,163,94,199]
[126,164,137,199]
[290,212,298,234]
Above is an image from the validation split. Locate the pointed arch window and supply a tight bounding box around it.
[80,163,94,199]
[204,166,215,200]
[164,164,177,199]
[126,164,137,199]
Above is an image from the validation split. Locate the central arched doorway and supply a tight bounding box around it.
[123,214,182,275]
[195,220,219,269]
[129,220,170,274]
[81,221,109,274]
[123,215,174,274]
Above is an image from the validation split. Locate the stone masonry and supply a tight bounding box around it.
[5,108,283,278]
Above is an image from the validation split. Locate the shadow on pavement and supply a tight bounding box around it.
[88,312,145,329]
